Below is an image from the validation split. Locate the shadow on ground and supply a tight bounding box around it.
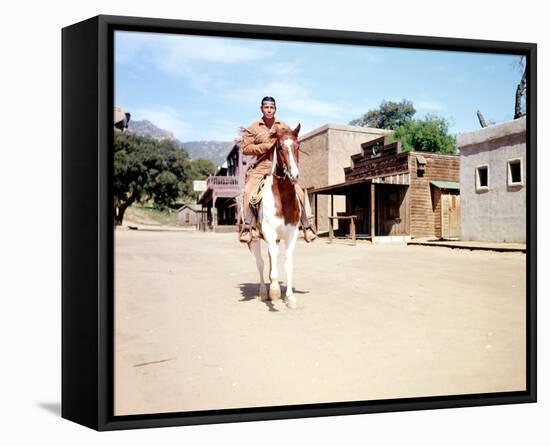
[237,283,309,312]
[37,401,61,417]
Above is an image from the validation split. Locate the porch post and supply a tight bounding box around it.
[330,194,334,231]
[212,193,217,232]
[314,193,318,231]
[350,216,356,245]
[370,182,375,242]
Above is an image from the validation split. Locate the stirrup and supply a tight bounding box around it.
[239,223,261,243]
[251,226,261,241]
[303,225,317,243]
[239,224,252,243]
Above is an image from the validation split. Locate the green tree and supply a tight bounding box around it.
[189,158,217,179]
[349,99,416,130]
[113,131,191,224]
[390,114,456,154]
[151,171,179,208]
[181,158,217,202]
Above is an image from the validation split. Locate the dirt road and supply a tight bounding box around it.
[114,229,526,415]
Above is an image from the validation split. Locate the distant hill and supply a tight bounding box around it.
[128,119,175,140]
[180,140,234,167]
[127,119,233,166]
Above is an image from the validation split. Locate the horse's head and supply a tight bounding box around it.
[274,123,301,184]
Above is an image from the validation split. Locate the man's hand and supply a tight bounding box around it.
[254,130,277,144]
[259,141,276,152]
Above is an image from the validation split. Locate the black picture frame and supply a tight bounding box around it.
[62,14,537,431]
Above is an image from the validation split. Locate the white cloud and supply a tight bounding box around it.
[203,119,245,142]
[343,102,376,117]
[414,100,444,111]
[260,61,303,77]
[116,31,272,69]
[115,32,391,138]
[227,80,341,118]
[116,31,274,95]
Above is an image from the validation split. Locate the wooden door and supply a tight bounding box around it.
[378,185,408,236]
[441,193,460,238]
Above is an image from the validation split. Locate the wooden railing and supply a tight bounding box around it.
[207,176,240,186]
[206,176,243,193]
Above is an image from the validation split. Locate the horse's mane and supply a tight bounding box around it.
[275,127,297,140]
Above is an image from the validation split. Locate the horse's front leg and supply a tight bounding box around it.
[283,224,300,308]
[250,240,267,301]
[263,228,281,301]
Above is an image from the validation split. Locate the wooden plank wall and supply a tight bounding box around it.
[409,152,460,238]
[377,184,409,235]
[433,188,442,238]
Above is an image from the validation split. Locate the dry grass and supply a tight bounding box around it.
[123,204,179,227]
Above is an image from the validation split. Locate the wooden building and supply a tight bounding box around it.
[197,145,253,231]
[176,204,205,229]
[312,136,460,242]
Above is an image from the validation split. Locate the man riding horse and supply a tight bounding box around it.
[236,96,317,244]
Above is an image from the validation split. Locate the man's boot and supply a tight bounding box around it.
[239,205,260,243]
[300,206,317,243]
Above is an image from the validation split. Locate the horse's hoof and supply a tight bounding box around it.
[285,297,298,309]
[259,286,268,301]
[269,284,281,301]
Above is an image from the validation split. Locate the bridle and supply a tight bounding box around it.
[271,140,298,183]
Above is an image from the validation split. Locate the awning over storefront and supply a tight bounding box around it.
[430,180,460,190]
[312,171,410,195]
[311,178,370,195]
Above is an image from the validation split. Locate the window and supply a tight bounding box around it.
[507,158,523,186]
[476,165,489,191]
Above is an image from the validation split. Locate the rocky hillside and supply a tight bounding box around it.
[127,119,233,166]
[180,140,234,167]
[128,120,175,140]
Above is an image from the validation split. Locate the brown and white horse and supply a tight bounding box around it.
[248,123,302,309]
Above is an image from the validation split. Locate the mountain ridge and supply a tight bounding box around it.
[128,119,234,166]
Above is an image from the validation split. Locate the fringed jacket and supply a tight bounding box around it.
[238,118,291,176]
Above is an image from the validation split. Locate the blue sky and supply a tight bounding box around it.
[114,30,523,142]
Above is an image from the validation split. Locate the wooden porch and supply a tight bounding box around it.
[312,176,410,244]
[198,176,243,232]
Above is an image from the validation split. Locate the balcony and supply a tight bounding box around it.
[206,175,241,188]
[198,175,243,205]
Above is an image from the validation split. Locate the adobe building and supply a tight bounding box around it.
[456,117,526,243]
[312,136,460,242]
